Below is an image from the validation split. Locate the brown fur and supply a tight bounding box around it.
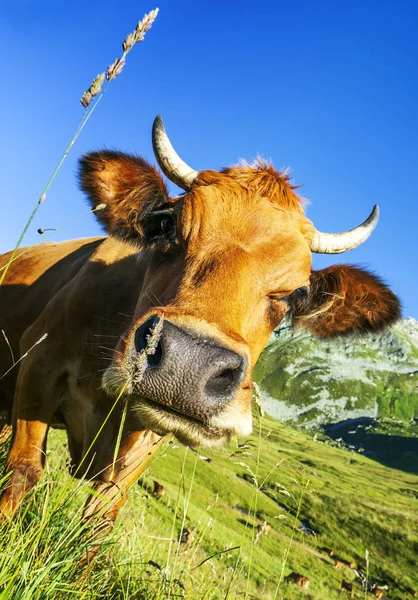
[295,265,401,337]
[79,151,169,245]
[221,159,305,212]
[0,151,401,553]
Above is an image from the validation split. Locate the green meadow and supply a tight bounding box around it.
[1,413,416,599]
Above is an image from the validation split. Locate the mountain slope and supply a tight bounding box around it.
[254,318,418,426]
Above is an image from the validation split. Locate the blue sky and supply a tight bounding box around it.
[1,0,417,317]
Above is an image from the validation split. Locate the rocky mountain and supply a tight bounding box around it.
[254,318,418,427]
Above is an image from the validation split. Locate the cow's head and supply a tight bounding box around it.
[79,116,400,447]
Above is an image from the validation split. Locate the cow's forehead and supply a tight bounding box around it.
[182,164,312,232]
[175,176,313,293]
[181,163,310,230]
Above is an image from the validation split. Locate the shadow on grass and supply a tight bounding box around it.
[323,417,418,475]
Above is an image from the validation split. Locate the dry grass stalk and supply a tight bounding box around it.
[0,8,159,288]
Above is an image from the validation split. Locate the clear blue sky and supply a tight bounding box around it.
[1,0,417,317]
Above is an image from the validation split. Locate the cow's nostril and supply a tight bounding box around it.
[131,321,248,419]
[204,359,244,400]
[134,317,163,368]
[218,369,234,379]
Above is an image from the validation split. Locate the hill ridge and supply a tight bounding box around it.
[254,318,418,426]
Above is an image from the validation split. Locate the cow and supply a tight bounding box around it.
[0,115,400,552]
[341,580,355,598]
[152,480,165,500]
[285,572,311,589]
[254,519,272,544]
[178,527,194,550]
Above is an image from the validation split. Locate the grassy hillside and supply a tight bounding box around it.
[0,413,417,599]
[254,319,418,426]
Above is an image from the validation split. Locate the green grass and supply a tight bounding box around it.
[0,413,417,599]
[253,324,418,424]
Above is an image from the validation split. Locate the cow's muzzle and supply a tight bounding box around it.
[131,316,247,421]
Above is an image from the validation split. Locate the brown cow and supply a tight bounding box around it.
[254,519,272,544]
[285,572,311,589]
[178,527,194,550]
[0,116,400,549]
[153,480,165,500]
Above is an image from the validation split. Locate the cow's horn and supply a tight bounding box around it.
[310,205,379,254]
[152,115,199,190]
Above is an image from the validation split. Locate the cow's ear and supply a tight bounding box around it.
[293,265,401,338]
[79,150,169,244]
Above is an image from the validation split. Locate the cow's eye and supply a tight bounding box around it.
[143,211,177,242]
[269,286,309,305]
[160,216,175,236]
[295,287,309,300]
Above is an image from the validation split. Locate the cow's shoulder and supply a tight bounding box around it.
[63,237,147,323]
[0,237,137,353]
[1,237,106,286]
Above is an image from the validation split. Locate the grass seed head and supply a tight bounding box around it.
[122,31,136,52]
[133,316,164,384]
[123,8,159,51]
[106,57,126,81]
[80,73,104,108]
[135,8,159,42]
[80,90,92,108]
[90,73,105,96]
